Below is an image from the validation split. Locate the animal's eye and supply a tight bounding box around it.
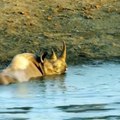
[53,62,58,67]
[54,65,59,69]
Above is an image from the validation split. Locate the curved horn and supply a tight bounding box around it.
[40,52,48,63]
[60,41,66,62]
[51,49,57,61]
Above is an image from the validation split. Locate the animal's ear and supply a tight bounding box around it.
[40,52,48,63]
[50,49,57,61]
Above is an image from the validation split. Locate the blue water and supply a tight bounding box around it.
[0,62,120,120]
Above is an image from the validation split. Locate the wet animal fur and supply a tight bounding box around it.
[0,42,67,85]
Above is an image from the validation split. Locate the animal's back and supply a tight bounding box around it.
[1,53,42,83]
[10,53,35,70]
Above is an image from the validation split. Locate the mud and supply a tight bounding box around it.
[0,0,120,66]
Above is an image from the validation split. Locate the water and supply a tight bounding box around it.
[0,62,120,120]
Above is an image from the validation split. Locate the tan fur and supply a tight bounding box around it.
[0,42,67,85]
[0,53,43,84]
[43,58,67,75]
[43,42,67,75]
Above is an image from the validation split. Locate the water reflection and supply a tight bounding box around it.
[8,74,67,98]
[40,74,67,92]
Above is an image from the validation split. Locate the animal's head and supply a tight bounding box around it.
[39,41,67,76]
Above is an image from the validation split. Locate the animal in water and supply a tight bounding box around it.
[0,42,67,85]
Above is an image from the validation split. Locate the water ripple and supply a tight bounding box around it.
[65,115,120,120]
[56,103,114,113]
[0,63,120,120]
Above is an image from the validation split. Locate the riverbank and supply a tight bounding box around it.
[0,0,120,66]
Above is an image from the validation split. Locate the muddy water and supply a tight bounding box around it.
[0,62,120,120]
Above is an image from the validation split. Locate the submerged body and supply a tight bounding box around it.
[0,42,67,85]
[0,53,43,84]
